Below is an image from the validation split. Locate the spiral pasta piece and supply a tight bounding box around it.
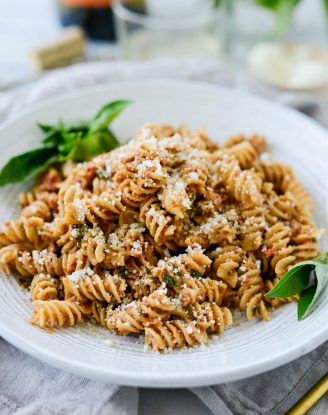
[152,247,212,290]
[90,301,114,327]
[223,134,267,154]
[145,320,208,351]
[107,290,186,335]
[179,287,203,306]
[222,141,258,169]
[30,274,58,301]
[254,160,292,193]
[183,248,212,275]
[189,302,233,334]
[292,225,319,262]
[21,200,51,221]
[19,179,59,213]
[179,278,227,306]
[271,246,296,278]
[223,134,245,148]
[86,192,125,220]
[264,222,296,278]
[266,194,295,224]
[92,177,110,195]
[31,300,83,328]
[161,176,191,218]
[0,246,63,277]
[63,272,126,303]
[195,213,236,247]
[239,206,266,251]
[114,155,166,208]
[195,279,227,305]
[140,197,176,243]
[282,175,313,212]
[265,222,291,251]
[0,217,45,249]
[119,180,157,208]
[216,156,263,207]
[212,246,243,288]
[63,201,89,225]
[107,301,146,335]
[58,183,84,209]
[61,246,91,275]
[222,286,240,308]
[179,161,208,196]
[84,238,106,265]
[238,264,270,320]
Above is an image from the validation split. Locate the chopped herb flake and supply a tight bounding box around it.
[163,274,181,287]
[191,270,202,279]
[118,267,128,276]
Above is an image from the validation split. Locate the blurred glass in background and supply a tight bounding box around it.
[54,0,328,64]
[230,0,328,61]
[113,0,224,60]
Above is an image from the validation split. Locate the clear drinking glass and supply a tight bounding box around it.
[228,0,327,63]
[113,0,225,60]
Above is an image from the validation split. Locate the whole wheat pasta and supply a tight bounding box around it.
[0,123,321,351]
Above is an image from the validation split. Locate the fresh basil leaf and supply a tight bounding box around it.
[88,100,131,134]
[298,285,316,320]
[1,100,129,186]
[298,264,328,320]
[265,263,314,298]
[66,123,89,135]
[38,123,55,133]
[41,122,89,146]
[67,130,119,161]
[57,131,85,157]
[62,130,84,142]
[0,147,59,186]
[42,128,64,146]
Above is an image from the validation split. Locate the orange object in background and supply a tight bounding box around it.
[60,0,112,6]
[57,0,115,40]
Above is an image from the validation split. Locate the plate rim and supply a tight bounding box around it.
[1,78,328,139]
[0,311,328,387]
[0,79,327,387]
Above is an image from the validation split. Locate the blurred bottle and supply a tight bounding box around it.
[121,0,146,13]
[57,0,116,41]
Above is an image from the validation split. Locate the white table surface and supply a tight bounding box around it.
[0,1,326,414]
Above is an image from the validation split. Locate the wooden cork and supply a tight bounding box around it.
[28,26,86,71]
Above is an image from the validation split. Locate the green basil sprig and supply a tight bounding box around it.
[0,99,131,186]
[265,252,328,320]
[255,0,301,11]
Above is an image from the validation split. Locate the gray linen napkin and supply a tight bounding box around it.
[192,342,328,415]
[0,338,138,415]
[0,59,327,415]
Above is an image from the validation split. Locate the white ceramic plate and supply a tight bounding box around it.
[0,80,327,387]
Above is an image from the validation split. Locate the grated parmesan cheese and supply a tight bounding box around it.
[67,267,94,282]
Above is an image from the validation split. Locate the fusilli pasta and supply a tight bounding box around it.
[0,123,321,351]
